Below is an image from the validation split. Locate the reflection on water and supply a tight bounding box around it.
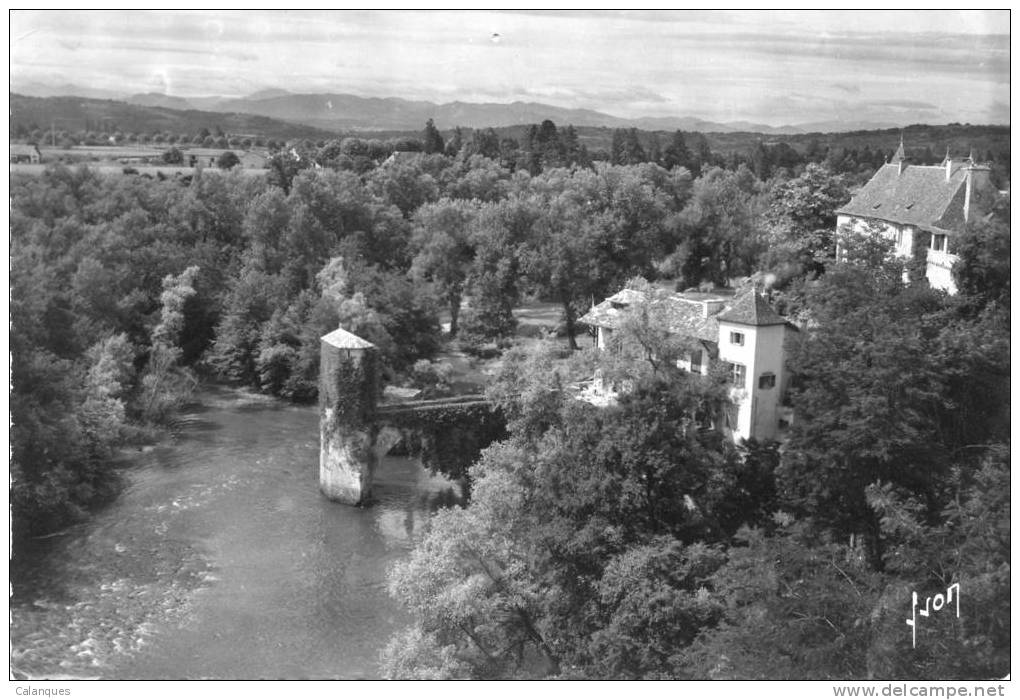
[10,385,462,680]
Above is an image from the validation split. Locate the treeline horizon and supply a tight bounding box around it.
[12,92,1009,187]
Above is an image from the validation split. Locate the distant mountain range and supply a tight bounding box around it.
[11,91,1009,169]
[9,94,339,143]
[11,82,906,135]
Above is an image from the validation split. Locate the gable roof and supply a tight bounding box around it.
[321,327,375,350]
[716,290,788,327]
[10,144,40,156]
[836,162,979,231]
[383,150,424,166]
[579,290,723,342]
[578,287,794,341]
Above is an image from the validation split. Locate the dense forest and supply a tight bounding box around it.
[10,117,1010,679]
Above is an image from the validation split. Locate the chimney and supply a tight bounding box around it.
[702,299,726,318]
[945,156,953,182]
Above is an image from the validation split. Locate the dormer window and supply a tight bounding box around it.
[730,331,745,346]
[872,203,882,209]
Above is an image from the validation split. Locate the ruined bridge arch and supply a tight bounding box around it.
[318,327,505,505]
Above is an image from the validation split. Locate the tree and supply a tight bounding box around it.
[139,266,200,422]
[667,165,764,287]
[469,128,501,160]
[422,118,445,155]
[760,163,850,284]
[750,141,772,180]
[162,146,184,164]
[952,214,1010,309]
[459,196,538,341]
[217,150,241,170]
[776,257,1008,569]
[520,163,677,349]
[685,520,880,680]
[610,129,626,165]
[534,119,565,169]
[386,343,746,679]
[440,154,511,202]
[560,125,582,166]
[445,126,464,157]
[384,439,563,679]
[367,156,440,218]
[209,265,288,384]
[521,190,592,349]
[78,333,135,456]
[411,199,477,336]
[622,128,646,165]
[265,149,311,195]
[863,447,1010,679]
[687,444,1010,681]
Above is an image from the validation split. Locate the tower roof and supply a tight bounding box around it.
[321,326,375,349]
[891,135,907,164]
[716,290,788,327]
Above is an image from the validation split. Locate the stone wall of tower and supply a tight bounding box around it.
[319,335,379,505]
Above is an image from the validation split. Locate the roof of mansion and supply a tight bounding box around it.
[836,160,990,232]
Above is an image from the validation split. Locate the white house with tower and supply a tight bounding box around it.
[579,285,796,443]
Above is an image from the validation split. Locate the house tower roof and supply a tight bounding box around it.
[715,290,788,327]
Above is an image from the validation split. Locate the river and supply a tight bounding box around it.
[9,386,462,680]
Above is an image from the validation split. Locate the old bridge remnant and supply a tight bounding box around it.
[319,326,506,505]
[319,327,379,505]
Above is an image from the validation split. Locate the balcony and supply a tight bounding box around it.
[926,248,958,271]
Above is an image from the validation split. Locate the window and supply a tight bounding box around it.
[758,372,776,390]
[690,349,704,374]
[932,234,948,252]
[729,331,745,346]
[676,349,704,374]
[727,362,746,388]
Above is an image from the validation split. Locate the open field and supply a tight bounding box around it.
[10,163,268,177]
[40,145,166,159]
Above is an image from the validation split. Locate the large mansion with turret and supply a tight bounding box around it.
[835,141,996,293]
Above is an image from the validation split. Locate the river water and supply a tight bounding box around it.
[10,386,462,679]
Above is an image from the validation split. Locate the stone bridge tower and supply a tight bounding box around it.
[319,327,378,505]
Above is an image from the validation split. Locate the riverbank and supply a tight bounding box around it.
[10,385,462,679]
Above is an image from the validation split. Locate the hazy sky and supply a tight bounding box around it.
[10,10,1010,126]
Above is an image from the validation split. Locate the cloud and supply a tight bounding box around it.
[871,99,939,110]
[830,82,861,94]
[9,10,1011,126]
[95,39,259,63]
